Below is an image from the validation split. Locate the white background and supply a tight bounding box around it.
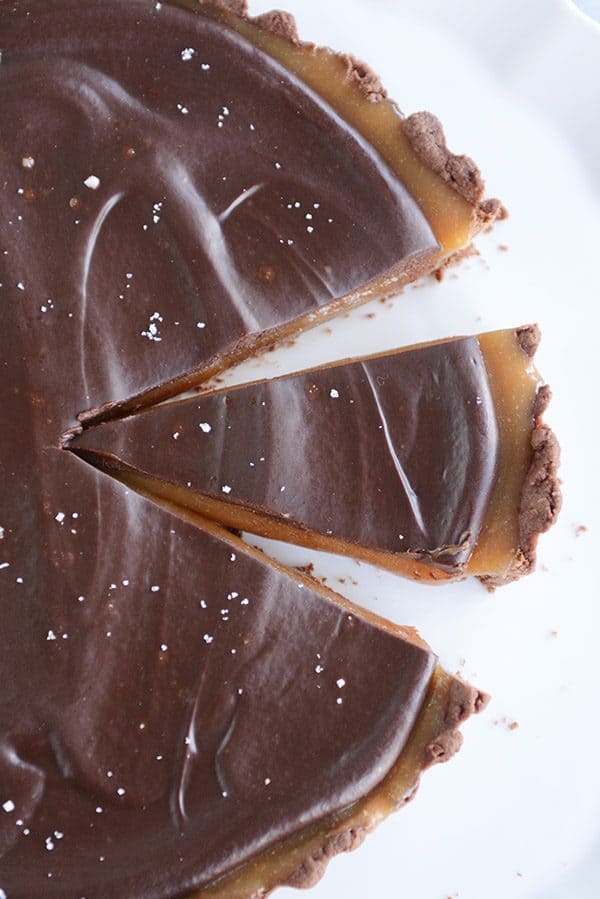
[213,2,600,897]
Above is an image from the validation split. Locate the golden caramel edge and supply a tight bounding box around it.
[171,0,483,251]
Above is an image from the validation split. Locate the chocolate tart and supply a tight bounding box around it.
[0,1,491,897]
[71,326,561,586]
[1,0,500,427]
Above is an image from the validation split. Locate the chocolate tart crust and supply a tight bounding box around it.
[480,326,561,588]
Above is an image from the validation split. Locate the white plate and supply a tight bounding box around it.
[211,1,600,897]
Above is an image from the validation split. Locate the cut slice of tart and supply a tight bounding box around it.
[0,0,501,426]
[70,326,561,586]
[0,450,486,899]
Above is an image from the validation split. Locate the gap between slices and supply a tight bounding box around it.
[70,326,561,587]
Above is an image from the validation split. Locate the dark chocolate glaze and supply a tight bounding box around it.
[0,1,454,896]
[0,0,438,422]
[73,338,500,568]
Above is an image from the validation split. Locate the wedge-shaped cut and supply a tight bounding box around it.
[72,326,561,585]
[0,452,484,899]
[0,0,499,425]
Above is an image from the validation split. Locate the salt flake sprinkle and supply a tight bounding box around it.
[181,47,196,61]
[2,800,15,813]
[199,422,212,433]
[141,312,163,342]
[329,388,340,399]
[84,175,101,190]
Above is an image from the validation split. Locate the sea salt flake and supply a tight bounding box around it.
[201,63,211,71]
[83,175,100,190]
[2,800,15,813]
[315,665,324,674]
[0,562,9,570]
[221,485,232,494]
[46,630,56,641]
[199,422,212,433]
[160,643,168,652]
[336,678,346,689]
[203,634,214,644]
[150,585,160,593]
[196,321,206,329]
[181,47,196,61]
[22,156,35,168]
[329,389,339,399]
[264,777,271,785]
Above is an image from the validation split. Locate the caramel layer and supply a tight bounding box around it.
[466,329,541,578]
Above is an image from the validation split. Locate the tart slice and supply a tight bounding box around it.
[0,453,486,899]
[1,0,500,425]
[71,326,561,586]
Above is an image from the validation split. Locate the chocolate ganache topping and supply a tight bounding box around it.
[0,1,487,897]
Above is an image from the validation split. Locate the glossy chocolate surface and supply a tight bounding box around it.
[0,1,447,896]
[74,338,500,569]
[0,0,438,420]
